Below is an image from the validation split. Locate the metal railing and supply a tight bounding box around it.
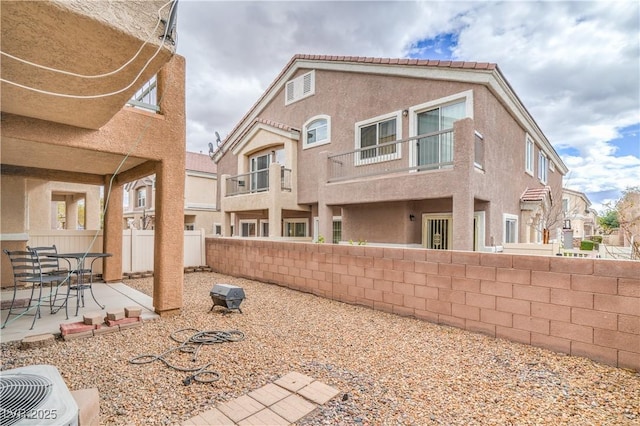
[327,129,454,182]
[226,167,292,196]
[127,74,160,112]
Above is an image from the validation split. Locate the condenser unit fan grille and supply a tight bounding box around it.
[0,374,53,426]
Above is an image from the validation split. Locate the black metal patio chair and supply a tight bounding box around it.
[2,249,69,330]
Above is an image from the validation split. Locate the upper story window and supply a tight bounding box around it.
[303,115,331,149]
[525,136,534,175]
[137,188,146,208]
[285,70,315,105]
[538,151,548,184]
[409,91,472,171]
[355,111,402,163]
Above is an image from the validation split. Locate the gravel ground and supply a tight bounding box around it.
[1,272,639,425]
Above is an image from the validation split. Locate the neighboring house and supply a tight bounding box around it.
[214,55,568,251]
[561,188,597,240]
[1,1,187,315]
[123,151,220,231]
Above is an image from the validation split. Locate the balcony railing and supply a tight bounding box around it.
[226,167,292,196]
[328,129,454,182]
[127,74,159,112]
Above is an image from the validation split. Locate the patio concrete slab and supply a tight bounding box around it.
[0,282,157,343]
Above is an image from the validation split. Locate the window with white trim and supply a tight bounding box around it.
[136,188,146,208]
[504,214,518,244]
[303,115,331,148]
[355,111,402,164]
[260,220,269,237]
[285,70,315,105]
[525,136,534,175]
[538,151,548,184]
[283,218,307,237]
[240,220,257,237]
[409,91,472,170]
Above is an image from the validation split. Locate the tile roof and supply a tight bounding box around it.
[186,151,217,174]
[219,54,499,154]
[521,186,553,202]
[231,117,301,148]
[290,54,497,70]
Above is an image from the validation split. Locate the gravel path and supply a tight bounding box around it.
[1,272,638,425]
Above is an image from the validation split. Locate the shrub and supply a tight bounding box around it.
[580,240,595,251]
[590,235,603,243]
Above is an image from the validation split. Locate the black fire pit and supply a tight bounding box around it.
[210,284,245,313]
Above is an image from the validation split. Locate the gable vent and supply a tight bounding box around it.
[285,70,315,105]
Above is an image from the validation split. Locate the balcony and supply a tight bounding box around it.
[226,167,292,197]
[327,129,454,182]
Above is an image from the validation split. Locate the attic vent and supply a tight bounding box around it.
[285,70,315,105]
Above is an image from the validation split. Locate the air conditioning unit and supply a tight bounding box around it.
[0,365,79,426]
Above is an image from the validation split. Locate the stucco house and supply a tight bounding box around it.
[561,188,597,241]
[214,55,568,251]
[1,1,186,315]
[124,151,220,232]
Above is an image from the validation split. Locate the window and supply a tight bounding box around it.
[214,224,222,235]
[410,92,471,170]
[260,221,269,237]
[538,151,548,184]
[474,131,484,169]
[504,214,518,243]
[136,188,146,208]
[285,70,315,105]
[250,153,271,192]
[332,218,342,244]
[303,115,331,148]
[355,112,402,163]
[284,219,307,237]
[525,136,534,175]
[185,224,194,231]
[562,198,569,213]
[240,220,257,237]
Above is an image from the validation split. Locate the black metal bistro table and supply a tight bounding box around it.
[46,252,112,318]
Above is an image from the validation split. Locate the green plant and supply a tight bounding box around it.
[590,235,603,243]
[580,240,595,251]
[316,235,325,244]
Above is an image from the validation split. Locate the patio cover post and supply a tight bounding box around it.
[152,159,185,315]
[102,176,123,282]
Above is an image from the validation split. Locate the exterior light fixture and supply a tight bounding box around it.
[409,214,415,221]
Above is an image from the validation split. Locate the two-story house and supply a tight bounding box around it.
[123,151,220,231]
[214,55,568,251]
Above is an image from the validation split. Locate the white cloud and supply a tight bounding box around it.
[175,0,640,207]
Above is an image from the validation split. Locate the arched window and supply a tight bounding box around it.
[303,115,331,149]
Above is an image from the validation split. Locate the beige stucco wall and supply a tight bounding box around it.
[217,66,564,249]
[1,55,187,314]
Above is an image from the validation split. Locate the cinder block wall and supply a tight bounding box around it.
[206,238,640,371]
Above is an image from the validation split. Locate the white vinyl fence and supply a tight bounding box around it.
[28,229,206,273]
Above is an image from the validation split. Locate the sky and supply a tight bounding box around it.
[175,0,640,213]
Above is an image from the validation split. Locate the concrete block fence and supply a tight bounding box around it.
[205,238,640,371]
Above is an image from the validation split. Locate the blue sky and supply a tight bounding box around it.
[177,0,640,213]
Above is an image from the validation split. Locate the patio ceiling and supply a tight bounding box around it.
[0,0,175,183]
[1,1,174,130]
